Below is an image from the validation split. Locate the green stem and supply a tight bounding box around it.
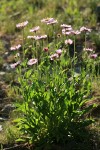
[85,33,86,50]
[52,24,56,44]
[74,35,76,67]
[22,28,25,59]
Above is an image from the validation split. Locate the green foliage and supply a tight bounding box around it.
[0,121,21,144]
[14,54,95,145]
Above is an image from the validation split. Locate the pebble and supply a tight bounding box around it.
[2,63,11,71]
[0,125,3,131]
[1,104,15,118]
[0,72,6,75]
[0,117,7,122]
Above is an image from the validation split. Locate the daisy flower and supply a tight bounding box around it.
[16,21,28,29]
[65,39,73,45]
[90,54,97,59]
[80,26,91,32]
[33,35,47,40]
[27,58,38,65]
[71,30,81,35]
[29,26,40,32]
[10,44,21,51]
[41,18,58,25]
[61,24,72,28]
[50,53,59,61]
[56,49,62,56]
[27,36,35,39]
[83,48,93,52]
[10,61,21,69]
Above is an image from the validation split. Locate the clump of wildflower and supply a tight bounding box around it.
[16,21,28,29]
[80,26,91,32]
[33,35,47,40]
[10,44,21,51]
[29,26,40,33]
[56,49,62,56]
[10,61,21,69]
[90,54,97,59]
[27,58,38,65]
[50,53,59,61]
[43,47,48,52]
[41,18,58,25]
[65,39,73,45]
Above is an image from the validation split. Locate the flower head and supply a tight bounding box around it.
[27,36,35,39]
[16,21,28,29]
[41,18,58,25]
[61,24,71,28]
[71,30,81,35]
[56,49,62,56]
[10,61,21,69]
[50,53,59,61]
[47,19,58,25]
[27,58,38,65]
[65,39,73,45]
[83,48,93,52]
[90,54,97,59]
[33,35,47,40]
[43,47,48,52]
[10,44,21,51]
[80,26,91,32]
[62,26,73,35]
[62,27,72,33]
[41,35,47,39]
[41,18,54,23]
[62,29,72,35]
[29,26,40,32]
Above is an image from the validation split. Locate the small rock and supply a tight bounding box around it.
[3,51,10,59]
[0,71,6,75]
[0,117,7,122]
[75,66,81,74]
[2,63,11,71]
[1,104,15,118]
[0,125,3,131]
[0,98,3,102]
